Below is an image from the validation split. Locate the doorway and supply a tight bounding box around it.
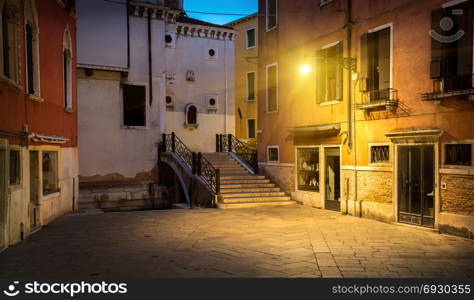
[325,147,340,211]
[397,145,435,227]
[29,151,40,230]
[0,148,6,249]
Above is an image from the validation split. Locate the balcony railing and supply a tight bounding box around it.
[422,75,474,101]
[216,134,258,173]
[160,132,220,195]
[356,88,398,110]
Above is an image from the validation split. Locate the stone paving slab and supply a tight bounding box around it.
[0,205,474,278]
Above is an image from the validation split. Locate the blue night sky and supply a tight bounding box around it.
[183,0,258,25]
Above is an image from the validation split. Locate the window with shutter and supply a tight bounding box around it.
[266,64,278,112]
[316,42,343,104]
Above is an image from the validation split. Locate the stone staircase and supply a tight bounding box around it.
[203,153,296,209]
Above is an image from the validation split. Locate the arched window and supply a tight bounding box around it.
[25,0,40,96]
[185,104,198,127]
[63,27,73,110]
[0,0,18,82]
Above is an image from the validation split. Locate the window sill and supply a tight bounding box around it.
[42,191,60,200]
[320,0,333,6]
[319,100,342,106]
[184,124,198,129]
[121,125,148,130]
[246,45,256,50]
[0,74,21,91]
[266,26,277,33]
[28,94,44,103]
[8,183,22,191]
[246,99,256,103]
[266,110,278,114]
[440,167,474,175]
[65,107,74,113]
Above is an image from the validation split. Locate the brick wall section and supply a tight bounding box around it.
[341,169,392,203]
[259,164,295,194]
[441,174,474,216]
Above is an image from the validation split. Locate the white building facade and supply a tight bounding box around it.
[76,0,235,184]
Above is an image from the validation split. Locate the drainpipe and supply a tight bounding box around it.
[147,9,153,106]
[224,37,228,133]
[126,0,130,69]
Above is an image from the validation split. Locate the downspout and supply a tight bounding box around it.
[224,36,228,133]
[147,9,153,106]
[346,0,358,216]
[126,0,130,69]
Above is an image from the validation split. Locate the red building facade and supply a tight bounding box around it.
[0,0,78,250]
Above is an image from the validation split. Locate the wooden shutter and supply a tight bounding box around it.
[315,48,326,104]
[359,33,370,91]
[335,42,343,101]
[456,1,473,80]
[430,8,444,79]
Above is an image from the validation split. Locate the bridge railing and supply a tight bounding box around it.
[216,134,258,173]
[160,132,220,195]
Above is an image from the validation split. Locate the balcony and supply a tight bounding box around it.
[356,88,398,111]
[421,75,474,102]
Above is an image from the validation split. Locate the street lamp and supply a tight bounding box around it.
[299,64,312,75]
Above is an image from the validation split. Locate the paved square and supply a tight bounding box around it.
[1,206,473,278]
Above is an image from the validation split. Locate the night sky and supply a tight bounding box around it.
[184,0,258,25]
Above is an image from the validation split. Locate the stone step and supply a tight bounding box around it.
[222,192,286,198]
[221,175,266,180]
[220,171,249,175]
[220,183,276,188]
[220,187,281,193]
[217,200,296,209]
[220,179,271,184]
[221,195,291,203]
[216,167,247,171]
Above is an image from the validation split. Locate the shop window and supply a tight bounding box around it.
[315,42,343,103]
[297,148,320,192]
[247,71,256,101]
[123,84,146,127]
[266,0,277,31]
[9,149,20,185]
[267,146,279,162]
[246,28,256,48]
[42,151,58,195]
[444,144,472,166]
[247,119,256,139]
[370,145,390,164]
[266,64,278,112]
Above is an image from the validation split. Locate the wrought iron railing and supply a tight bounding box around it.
[216,134,258,173]
[160,132,220,195]
[421,75,474,100]
[356,88,398,110]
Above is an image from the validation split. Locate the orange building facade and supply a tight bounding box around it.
[0,0,78,250]
[258,0,474,238]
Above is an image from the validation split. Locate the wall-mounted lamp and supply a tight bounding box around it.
[299,64,312,75]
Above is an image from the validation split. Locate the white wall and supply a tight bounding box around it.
[76,0,128,68]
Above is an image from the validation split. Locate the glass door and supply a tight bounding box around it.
[325,148,340,211]
[397,145,435,227]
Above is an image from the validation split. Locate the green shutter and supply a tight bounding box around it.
[335,42,343,101]
[359,33,369,91]
[315,48,326,104]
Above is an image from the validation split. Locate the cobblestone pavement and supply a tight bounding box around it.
[1,205,474,278]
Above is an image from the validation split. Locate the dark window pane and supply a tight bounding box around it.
[247,28,256,48]
[267,0,277,29]
[247,72,255,100]
[445,144,472,166]
[9,150,20,185]
[247,119,255,138]
[123,84,146,126]
[2,6,10,77]
[370,145,390,163]
[297,148,320,192]
[268,147,279,162]
[26,24,35,95]
[267,65,277,112]
[187,105,197,125]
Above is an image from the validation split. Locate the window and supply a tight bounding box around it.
[42,151,58,195]
[9,149,20,185]
[297,148,320,192]
[430,1,473,91]
[316,42,343,103]
[267,146,279,162]
[360,26,391,100]
[266,64,278,112]
[123,84,146,127]
[25,0,39,96]
[444,144,472,166]
[370,145,390,164]
[185,104,198,127]
[266,0,277,31]
[247,119,256,139]
[63,28,73,109]
[246,28,256,49]
[0,1,18,81]
[247,71,256,101]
